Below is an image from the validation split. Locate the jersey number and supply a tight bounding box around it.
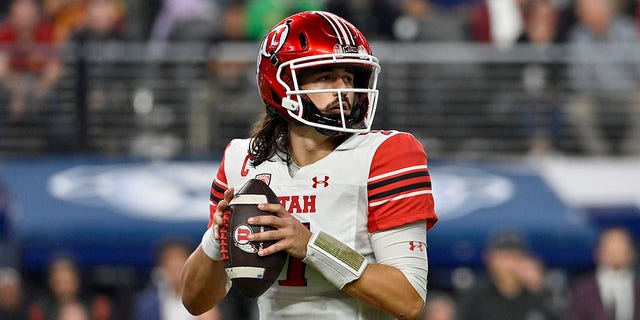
[278,222,310,286]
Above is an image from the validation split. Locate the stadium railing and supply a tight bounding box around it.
[1,42,639,159]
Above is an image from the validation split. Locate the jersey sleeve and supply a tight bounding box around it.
[208,146,230,228]
[367,133,438,233]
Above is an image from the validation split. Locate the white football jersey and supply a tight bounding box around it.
[209,130,437,320]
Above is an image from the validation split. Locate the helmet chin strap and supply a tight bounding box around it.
[300,96,358,137]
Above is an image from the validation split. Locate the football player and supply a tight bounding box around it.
[181,11,438,320]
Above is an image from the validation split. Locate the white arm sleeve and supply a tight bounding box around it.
[369,221,428,302]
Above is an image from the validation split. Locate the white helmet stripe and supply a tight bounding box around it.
[315,11,351,46]
[325,12,353,45]
[330,13,356,45]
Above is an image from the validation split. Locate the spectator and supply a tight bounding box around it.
[133,0,219,157]
[211,2,248,42]
[386,0,486,156]
[420,291,457,320]
[518,254,569,319]
[67,0,129,153]
[392,0,468,42]
[458,231,557,320]
[0,267,38,320]
[71,0,125,43]
[56,300,89,320]
[514,0,566,154]
[469,0,526,49]
[203,2,260,153]
[69,0,127,109]
[32,255,117,320]
[0,0,62,122]
[566,0,640,155]
[134,239,221,320]
[570,226,640,320]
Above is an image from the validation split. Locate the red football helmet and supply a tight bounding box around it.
[256,11,381,136]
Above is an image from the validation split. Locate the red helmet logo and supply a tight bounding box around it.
[260,22,290,59]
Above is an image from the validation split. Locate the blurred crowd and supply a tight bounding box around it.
[0,224,637,320]
[420,226,640,320]
[0,0,638,155]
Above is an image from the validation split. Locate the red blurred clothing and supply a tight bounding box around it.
[470,3,492,42]
[0,19,59,73]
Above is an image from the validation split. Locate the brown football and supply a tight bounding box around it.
[221,179,287,298]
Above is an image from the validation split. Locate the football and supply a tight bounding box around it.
[221,178,287,298]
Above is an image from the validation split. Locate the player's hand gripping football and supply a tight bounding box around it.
[247,202,312,260]
[212,188,312,260]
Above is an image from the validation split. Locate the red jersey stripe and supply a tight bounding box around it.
[367,133,438,232]
[368,169,431,200]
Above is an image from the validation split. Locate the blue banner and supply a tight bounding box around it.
[0,157,605,273]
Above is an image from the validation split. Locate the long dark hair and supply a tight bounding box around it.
[248,111,290,167]
[248,109,351,167]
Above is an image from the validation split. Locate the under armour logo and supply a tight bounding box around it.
[312,176,330,189]
[409,241,424,252]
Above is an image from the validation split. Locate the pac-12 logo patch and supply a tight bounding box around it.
[234,225,258,254]
[255,173,271,185]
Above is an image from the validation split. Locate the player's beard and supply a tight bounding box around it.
[325,94,352,116]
